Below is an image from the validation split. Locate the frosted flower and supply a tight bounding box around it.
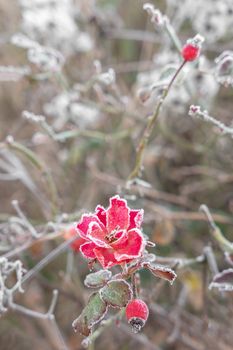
[74,195,145,268]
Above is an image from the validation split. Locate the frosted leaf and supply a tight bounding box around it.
[100,280,132,308]
[44,92,99,130]
[215,51,233,87]
[11,33,38,49]
[209,268,233,292]
[144,262,177,285]
[84,270,112,288]
[27,46,65,71]
[72,292,108,336]
[143,3,164,26]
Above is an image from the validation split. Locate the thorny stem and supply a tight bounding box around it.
[200,204,233,253]
[128,60,186,181]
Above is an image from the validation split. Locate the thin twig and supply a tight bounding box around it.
[127,60,186,180]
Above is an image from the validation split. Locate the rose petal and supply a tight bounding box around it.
[95,205,107,227]
[77,214,101,239]
[111,230,128,250]
[80,241,96,259]
[114,228,145,261]
[87,222,109,248]
[128,209,144,230]
[94,247,118,268]
[106,195,129,232]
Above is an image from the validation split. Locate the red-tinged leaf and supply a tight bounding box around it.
[72,292,108,336]
[144,263,177,285]
[209,268,233,292]
[84,270,112,288]
[100,279,132,308]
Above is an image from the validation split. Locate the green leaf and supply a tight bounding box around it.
[84,270,112,288]
[100,280,132,308]
[72,292,108,336]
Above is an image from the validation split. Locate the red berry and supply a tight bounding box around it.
[126,299,149,333]
[182,44,200,62]
[181,34,204,62]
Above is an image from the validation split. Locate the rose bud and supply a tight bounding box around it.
[125,299,149,333]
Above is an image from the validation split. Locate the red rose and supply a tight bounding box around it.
[75,195,145,268]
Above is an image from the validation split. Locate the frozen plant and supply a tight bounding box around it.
[0,257,26,314]
[11,33,65,72]
[67,195,177,338]
[214,51,233,87]
[189,105,233,136]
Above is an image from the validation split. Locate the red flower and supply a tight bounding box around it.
[75,195,145,268]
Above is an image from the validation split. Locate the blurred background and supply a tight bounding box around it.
[0,0,233,349]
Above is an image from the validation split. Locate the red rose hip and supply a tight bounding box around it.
[126,299,149,333]
[181,34,204,62]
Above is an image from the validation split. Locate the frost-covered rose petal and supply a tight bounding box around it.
[87,222,109,248]
[111,230,128,250]
[106,195,130,232]
[114,229,145,261]
[80,242,96,259]
[94,247,118,268]
[128,209,144,230]
[95,205,107,226]
[77,214,101,239]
